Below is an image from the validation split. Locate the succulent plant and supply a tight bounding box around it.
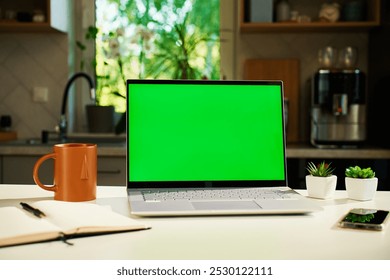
[306,161,335,177]
[345,166,375,179]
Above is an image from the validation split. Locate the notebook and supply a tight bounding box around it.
[126,79,321,216]
[0,201,150,248]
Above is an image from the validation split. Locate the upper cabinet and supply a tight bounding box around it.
[0,0,68,33]
[240,0,381,33]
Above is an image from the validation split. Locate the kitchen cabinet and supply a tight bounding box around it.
[0,0,67,33]
[367,1,390,148]
[1,155,53,185]
[241,0,381,33]
[1,144,390,189]
[0,156,2,183]
[288,158,390,191]
[0,155,126,186]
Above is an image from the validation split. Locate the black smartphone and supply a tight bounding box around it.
[338,208,390,231]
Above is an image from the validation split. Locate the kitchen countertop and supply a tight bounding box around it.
[286,143,390,159]
[0,142,125,157]
[1,140,390,159]
[0,133,126,157]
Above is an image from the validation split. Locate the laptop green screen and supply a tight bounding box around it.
[128,80,286,183]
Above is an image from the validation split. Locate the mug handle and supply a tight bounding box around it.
[33,153,57,192]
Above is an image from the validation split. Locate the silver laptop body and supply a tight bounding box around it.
[126,79,321,216]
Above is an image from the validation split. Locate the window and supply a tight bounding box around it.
[94,0,220,113]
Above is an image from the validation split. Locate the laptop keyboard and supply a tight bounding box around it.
[142,188,295,201]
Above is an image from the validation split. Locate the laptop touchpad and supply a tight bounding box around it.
[191,201,261,210]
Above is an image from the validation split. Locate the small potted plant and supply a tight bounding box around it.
[345,166,378,201]
[305,161,337,199]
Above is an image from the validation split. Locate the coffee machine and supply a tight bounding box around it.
[310,68,366,148]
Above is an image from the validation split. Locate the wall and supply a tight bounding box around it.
[0,33,68,139]
[0,0,88,140]
[367,1,390,148]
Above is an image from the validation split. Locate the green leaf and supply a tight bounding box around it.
[86,26,99,40]
[306,161,335,177]
[76,41,86,51]
[345,166,375,178]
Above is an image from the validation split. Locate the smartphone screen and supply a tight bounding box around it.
[339,209,390,231]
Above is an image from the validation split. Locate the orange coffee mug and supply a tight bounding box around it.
[33,143,97,202]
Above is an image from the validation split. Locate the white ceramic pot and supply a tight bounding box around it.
[305,175,337,199]
[345,177,378,201]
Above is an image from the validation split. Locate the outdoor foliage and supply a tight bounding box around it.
[93,0,220,112]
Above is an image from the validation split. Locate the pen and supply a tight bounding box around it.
[20,202,46,218]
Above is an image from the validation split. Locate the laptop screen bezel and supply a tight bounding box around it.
[126,79,288,189]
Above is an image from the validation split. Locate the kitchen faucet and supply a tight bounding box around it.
[59,72,96,142]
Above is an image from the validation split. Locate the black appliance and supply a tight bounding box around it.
[311,69,366,148]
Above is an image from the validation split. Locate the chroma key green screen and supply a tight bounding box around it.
[128,81,285,182]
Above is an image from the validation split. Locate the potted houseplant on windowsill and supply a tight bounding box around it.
[305,161,337,199]
[345,166,378,201]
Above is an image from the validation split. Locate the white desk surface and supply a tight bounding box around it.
[0,184,389,260]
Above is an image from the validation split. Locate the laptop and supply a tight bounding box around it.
[126,79,321,216]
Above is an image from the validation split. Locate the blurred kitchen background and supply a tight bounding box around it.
[0,0,390,188]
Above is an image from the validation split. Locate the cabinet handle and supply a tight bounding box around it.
[98,169,121,174]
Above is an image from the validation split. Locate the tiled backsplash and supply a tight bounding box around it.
[0,33,68,140]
